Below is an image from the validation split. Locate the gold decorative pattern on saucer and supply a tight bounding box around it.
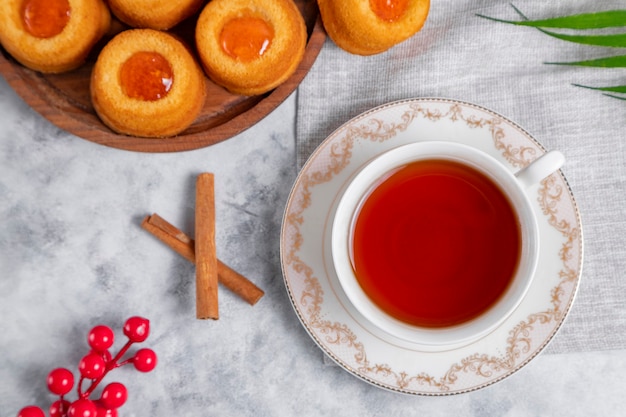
[280,98,583,395]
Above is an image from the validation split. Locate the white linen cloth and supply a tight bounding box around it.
[296,0,626,353]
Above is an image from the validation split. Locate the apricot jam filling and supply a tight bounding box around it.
[369,0,409,22]
[220,16,274,62]
[120,51,174,101]
[21,0,71,38]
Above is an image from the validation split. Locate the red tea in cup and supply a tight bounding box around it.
[333,142,563,347]
[350,159,521,328]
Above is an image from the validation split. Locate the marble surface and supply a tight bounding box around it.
[1,71,626,416]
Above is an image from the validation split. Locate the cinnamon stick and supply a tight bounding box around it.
[140,214,264,305]
[195,173,219,320]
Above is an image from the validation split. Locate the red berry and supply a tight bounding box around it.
[123,317,150,343]
[133,348,157,372]
[47,367,74,395]
[88,325,114,352]
[79,352,106,379]
[100,382,127,409]
[67,399,97,417]
[94,402,118,417]
[50,399,71,417]
[95,408,118,417]
[17,406,44,417]
[93,349,112,364]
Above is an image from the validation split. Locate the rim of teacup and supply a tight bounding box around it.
[331,141,540,350]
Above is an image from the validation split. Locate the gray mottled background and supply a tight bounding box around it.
[2,0,626,415]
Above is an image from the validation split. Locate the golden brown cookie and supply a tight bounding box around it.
[0,0,111,73]
[107,0,205,30]
[195,0,307,96]
[318,0,430,55]
[90,29,206,138]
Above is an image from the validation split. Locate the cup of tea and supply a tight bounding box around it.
[331,141,565,349]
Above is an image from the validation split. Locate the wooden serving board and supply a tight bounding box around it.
[0,1,325,153]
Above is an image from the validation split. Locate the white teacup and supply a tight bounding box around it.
[331,141,565,349]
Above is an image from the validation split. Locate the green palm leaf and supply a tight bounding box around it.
[533,29,626,48]
[546,55,626,67]
[478,5,626,48]
[476,9,626,29]
[603,94,626,101]
[573,84,626,94]
[479,4,626,100]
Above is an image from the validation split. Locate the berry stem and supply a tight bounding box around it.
[60,397,68,415]
[77,377,86,398]
[110,340,134,366]
[116,357,135,368]
[83,340,134,398]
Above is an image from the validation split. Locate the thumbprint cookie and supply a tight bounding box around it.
[318,0,430,55]
[90,29,206,138]
[195,0,307,96]
[107,0,205,30]
[0,0,111,73]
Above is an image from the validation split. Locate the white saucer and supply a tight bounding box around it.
[280,98,583,395]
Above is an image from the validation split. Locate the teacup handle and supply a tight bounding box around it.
[515,150,565,189]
